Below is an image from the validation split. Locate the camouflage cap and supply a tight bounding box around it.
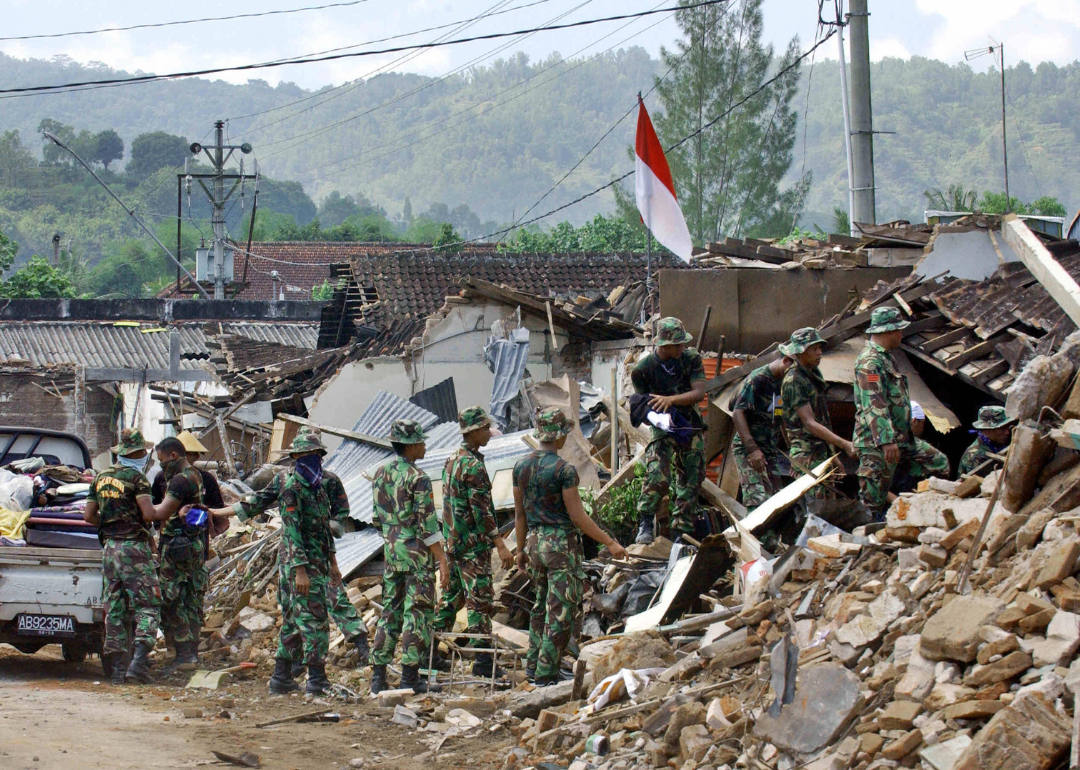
[654,316,693,346]
[389,418,427,445]
[866,306,911,334]
[112,428,152,457]
[778,327,826,357]
[458,405,492,434]
[534,407,573,442]
[288,432,328,456]
[973,405,1016,431]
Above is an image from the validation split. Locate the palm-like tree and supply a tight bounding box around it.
[924,184,979,212]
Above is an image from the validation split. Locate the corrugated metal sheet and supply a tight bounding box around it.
[409,377,458,423]
[324,391,442,481]
[0,321,317,368]
[335,527,385,579]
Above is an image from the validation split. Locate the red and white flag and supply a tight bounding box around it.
[635,96,692,262]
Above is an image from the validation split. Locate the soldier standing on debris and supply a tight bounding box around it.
[83,429,167,685]
[433,407,515,677]
[153,436,206,672]
[854,307,950,518]
[781,328,856,496]
[207,429,371,675]
[514,407,628,686]
[731,355,795,508]
[958,406,1016,476]
[631,316,707,544]
[369,419,451,696]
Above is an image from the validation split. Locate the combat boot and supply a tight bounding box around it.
[125,642,155,684]
[525,663,536,683]
[471,652,504,679]
[291,661,306,679]
[369,664,389,695]
[268,656,300,694]
[353,634,370,667]
[305,662,333,695]
[635,516,655,545]
[401,663,441,693]
[164,640,199,675]
[109,654,127,686]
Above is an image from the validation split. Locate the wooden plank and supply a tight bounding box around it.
[278,413,390,448]
[901,313,946,337]
[1003,214,1080,328]
[945,337,1001,368]
[921,327,970,352]
[972,358,1010,385]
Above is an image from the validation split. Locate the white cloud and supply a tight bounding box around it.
[870,37,912,62]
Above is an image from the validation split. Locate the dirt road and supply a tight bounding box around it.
[0,645,515,770]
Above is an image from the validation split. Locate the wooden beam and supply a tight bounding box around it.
[945,337,1001,368]
[1003,214,1080,327]
[921,327,970,352]
[278,413,391,448]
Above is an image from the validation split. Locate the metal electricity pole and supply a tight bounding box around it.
[964,40,1010,213]
[848,0,875,226]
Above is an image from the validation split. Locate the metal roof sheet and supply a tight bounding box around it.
[0,322,317,369]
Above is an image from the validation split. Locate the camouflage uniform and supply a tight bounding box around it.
[854,309,949,516]
[234,469,368,645]
[514,408,583,681]
[632,317,707,539]
[370,420,445,669]
[157,460,205,647]
[731,364,786,508]
[779,328,835,499]
[958,406,1015,476]
[434,407,500,642]
[89,442,161,657]
[275,468,335,666]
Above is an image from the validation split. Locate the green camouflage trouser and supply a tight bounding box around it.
[277,562,330,665]
[732,443,782,509]
[526,526,583,680]
[789,443,836,501]
[636,432,706,538]
[370,568,435,667]
[857,439,950,517]
[327,580,368,642]
[158,535,207,646]
[102,539,161,654]
[434,554,494,645]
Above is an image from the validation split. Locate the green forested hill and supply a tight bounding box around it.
[0,49,1077,268]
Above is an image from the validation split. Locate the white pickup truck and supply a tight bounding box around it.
[0,427,103,662]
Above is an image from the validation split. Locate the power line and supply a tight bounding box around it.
[228,0,556,123]
[256,0,592,155]
[428,27,838,252]
[0,0,730,97]
[0,1,370,42]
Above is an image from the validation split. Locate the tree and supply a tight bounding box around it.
[37,118,75,165]
[977,191,1068,217]
[832,206,850,236]
[257,178,317,225]
[92,129,124,171]
[127,131,190,181]
[617,0,806,243]
[0,130,37,188]
[924,184,978,212]
[432,222,462,252]
[318,191,361,228]
[2,256,78,298]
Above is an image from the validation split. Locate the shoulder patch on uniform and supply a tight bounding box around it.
[866,374,880,383]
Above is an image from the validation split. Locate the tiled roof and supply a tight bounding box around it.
[0,321,317,369]
[159,241,497,301]
[348,250,688,323]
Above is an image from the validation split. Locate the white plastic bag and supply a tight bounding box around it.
[0,474,35,512]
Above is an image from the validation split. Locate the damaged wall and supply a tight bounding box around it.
[0,367,115,458]
[659,266,910,354]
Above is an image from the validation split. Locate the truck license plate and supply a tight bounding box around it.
[16,613,76,637]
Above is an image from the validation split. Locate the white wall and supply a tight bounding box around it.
[308,357,413,453]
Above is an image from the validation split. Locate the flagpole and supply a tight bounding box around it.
[644,231,652,324]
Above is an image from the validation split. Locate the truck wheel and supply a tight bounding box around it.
[62,641,88,663]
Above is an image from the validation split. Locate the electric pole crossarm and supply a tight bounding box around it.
[43,131,211,299]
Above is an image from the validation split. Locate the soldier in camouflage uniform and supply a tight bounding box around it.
[958,405,1015,476]
[731,356,794,508]
[209,430,370,683]
[152,436,206,672]
[631,317,708,544]
[433,407,515,677]
[369,419,451,695]
[854,307,950,518]
[780,328,856,498]
[513,408,628,685]
[83,429,167,685]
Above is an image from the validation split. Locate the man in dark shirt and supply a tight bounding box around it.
[730,356,794,508]
[153,436,205,672]
[631,317,707,544]
[152,431,226,527]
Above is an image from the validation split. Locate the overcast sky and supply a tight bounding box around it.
[2,0,1078,93]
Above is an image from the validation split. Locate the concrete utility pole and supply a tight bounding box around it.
[212,121,226,299]
[848,0,875,226]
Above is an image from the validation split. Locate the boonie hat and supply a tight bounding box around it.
[655,317,693,346]
[972,405,1016,431]
[458,406,493,435]
[779,327,826,357]
[112,428,152,457]
[866,306,911,334]
[288,432,328,456]
[534,407,573,443]
[390,418,427,445]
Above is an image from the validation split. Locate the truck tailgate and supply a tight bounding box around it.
[0,547,103,625]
